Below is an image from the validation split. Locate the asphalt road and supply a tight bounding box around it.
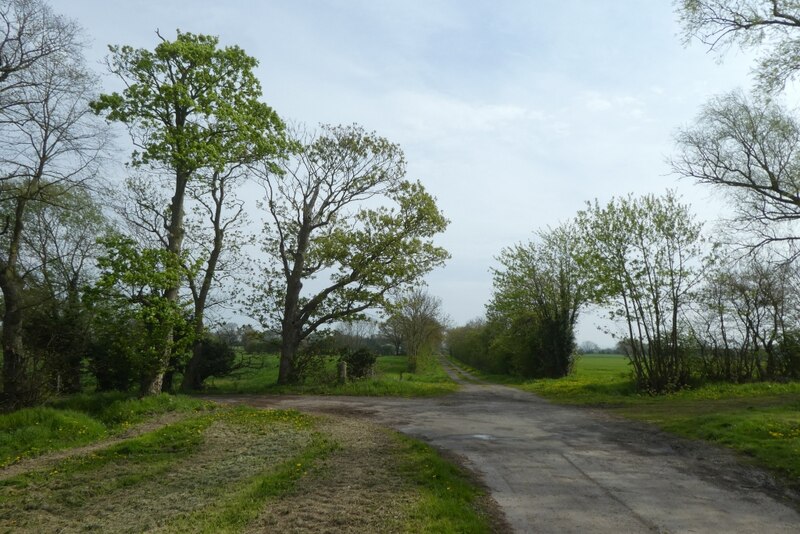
[214,361,800,533]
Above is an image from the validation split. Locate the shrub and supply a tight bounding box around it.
[195,337,237,383]
[340,348,377,379]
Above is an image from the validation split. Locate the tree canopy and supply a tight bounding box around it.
[92,30,287,394]
[248,124,449,384]
[678,0,800,92]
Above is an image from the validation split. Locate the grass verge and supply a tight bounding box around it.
[205,353,458,397]
[0,393,211,467]
[395,433,498,533]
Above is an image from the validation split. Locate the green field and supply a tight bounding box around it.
[204,353,458,397]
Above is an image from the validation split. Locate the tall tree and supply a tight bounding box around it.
[92,31,286,395]
[0,0,81,106]
[576,192,706,393]
[677,0,800,93]
[388,288,446,372]
[248,125,449,384]
[673,91,800,251]
[488,223,588,378]
[0,0,106,407]
[179,166,254,390]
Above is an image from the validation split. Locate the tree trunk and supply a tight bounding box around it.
[161,371,174,392]
[1,272,26,409]
[142,363,165,396]
[278,328,300,385]
[141,170,189,396]
[180,337,205,391]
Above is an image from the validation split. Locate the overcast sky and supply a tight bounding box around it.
[52,0,760,345]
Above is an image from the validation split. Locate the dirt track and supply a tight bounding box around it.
[211,360,800,533]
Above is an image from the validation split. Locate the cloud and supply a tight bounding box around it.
[383,90,544,141]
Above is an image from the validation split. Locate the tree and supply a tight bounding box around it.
[677,0,800,93]
[248,125,449,384]
[576,192,706,393]
[578,341,601,354]
[91,30,286,395]
[20,189,109,394]
[379,313,405,355]
[335,319,378,352]
[0,0,82,106]
[673,91,800,252]
[87,236,191,392]
[686,251,800,380]
[488,223,588,378]
[388,288,446,372]
[0,1,106,407]
[446,319,499,372]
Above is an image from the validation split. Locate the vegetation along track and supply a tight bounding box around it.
[217,359,800,533]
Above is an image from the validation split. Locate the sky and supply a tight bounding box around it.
[51,0,760,345]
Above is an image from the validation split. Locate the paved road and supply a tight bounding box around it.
[215,361,800,533]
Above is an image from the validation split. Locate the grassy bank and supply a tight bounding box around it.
[205,353,458,397]
[0,394,496,533]
[0,393,211,467]
[453,354,800,486]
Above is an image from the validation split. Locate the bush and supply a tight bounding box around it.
[195,337,237,383]
[340,348,377,379]
[87,338,138,392]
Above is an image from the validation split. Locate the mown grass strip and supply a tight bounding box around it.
[394,433,494,534]
[162,433,336,533]
[0,414,215,493]
[1,406,322,533]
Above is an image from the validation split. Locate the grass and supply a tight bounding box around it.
[395,433,495,533]
[0,407,107,466]
[0,395,495,533]
[453,353,800,487]
[205,353,459,397]
[0,393,211,467]
[161,433,334,534]
[0,405,322,532]
[48,391,212,426]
